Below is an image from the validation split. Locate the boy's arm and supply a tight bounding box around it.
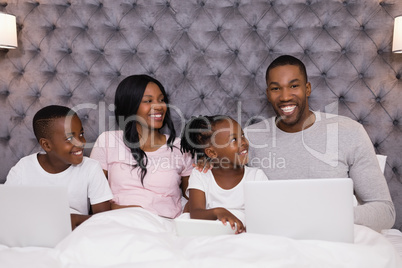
[91,200,111,213]
[5,160,23,185]
[70,201,111,230]
[86,160,113,211]
[70,214,90,230]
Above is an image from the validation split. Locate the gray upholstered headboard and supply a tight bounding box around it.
[0,0,401,230]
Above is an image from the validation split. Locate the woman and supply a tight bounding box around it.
[90,74,193,218]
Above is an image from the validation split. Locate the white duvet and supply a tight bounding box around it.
[0,207,401,268]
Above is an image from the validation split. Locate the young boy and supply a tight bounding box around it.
[5,105,113,229]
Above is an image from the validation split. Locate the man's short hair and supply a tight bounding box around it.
[33,105,76,141]
[265,55,308,83]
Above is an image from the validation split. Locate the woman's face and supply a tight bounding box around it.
[136,82,167,132]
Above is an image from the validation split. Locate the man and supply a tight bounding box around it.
[244,55,395,231]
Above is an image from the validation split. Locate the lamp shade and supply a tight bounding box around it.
[0,13,17,49]
[393,16,402,53]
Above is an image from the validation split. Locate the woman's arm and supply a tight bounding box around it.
[181,176,189,199]
[181,176,190,212]
[111,203,142,210]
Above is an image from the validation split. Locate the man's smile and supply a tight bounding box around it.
[280,105,296,115]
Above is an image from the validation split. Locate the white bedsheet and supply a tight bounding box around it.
[1,208,401,268]
[382,228,402,259]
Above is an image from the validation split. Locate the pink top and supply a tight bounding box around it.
[90,131,193,218]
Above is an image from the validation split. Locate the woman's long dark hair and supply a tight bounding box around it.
[114,74,176,184]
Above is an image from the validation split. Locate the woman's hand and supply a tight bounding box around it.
[214,208,245,234]
[192,157,213,173]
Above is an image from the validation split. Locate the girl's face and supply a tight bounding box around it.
[136,82,167,132]
[208,118,249,168]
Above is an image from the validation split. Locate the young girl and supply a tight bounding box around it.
[90,74,193,219]
[180,115,268,233]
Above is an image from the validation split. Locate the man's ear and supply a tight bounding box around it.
[204,147,217,159]
[39,138,52,153]
[306,82,311,97]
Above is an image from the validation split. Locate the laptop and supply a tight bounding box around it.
[0,185,72,247]
[174,217,236,236]
[244,178,354,243]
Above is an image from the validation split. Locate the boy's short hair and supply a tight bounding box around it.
[33,105,76,141]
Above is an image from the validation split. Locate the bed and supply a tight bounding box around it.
[1,208,401,268]
[0,1,401,266]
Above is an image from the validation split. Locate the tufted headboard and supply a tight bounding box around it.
[0,0,401,230]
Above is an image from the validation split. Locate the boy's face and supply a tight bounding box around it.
[266,64,311,132]
[207,119,249,168]
[45,115,86,167]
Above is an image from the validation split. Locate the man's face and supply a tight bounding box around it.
[266,64,312,132]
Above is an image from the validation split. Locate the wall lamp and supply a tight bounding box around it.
[0,12,17,49]
[393,15,402,53]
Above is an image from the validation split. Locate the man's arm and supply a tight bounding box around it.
[350,125,395,231]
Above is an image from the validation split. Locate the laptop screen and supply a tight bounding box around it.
[244,178,354,243]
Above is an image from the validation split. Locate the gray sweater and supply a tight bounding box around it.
[244,111,395,231]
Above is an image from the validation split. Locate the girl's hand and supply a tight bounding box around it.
[215,208,245,234]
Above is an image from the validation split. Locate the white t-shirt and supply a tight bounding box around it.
[6,153,113,215]
[186,166,268,224]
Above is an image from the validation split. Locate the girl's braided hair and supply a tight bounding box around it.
[180,115,231,159]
